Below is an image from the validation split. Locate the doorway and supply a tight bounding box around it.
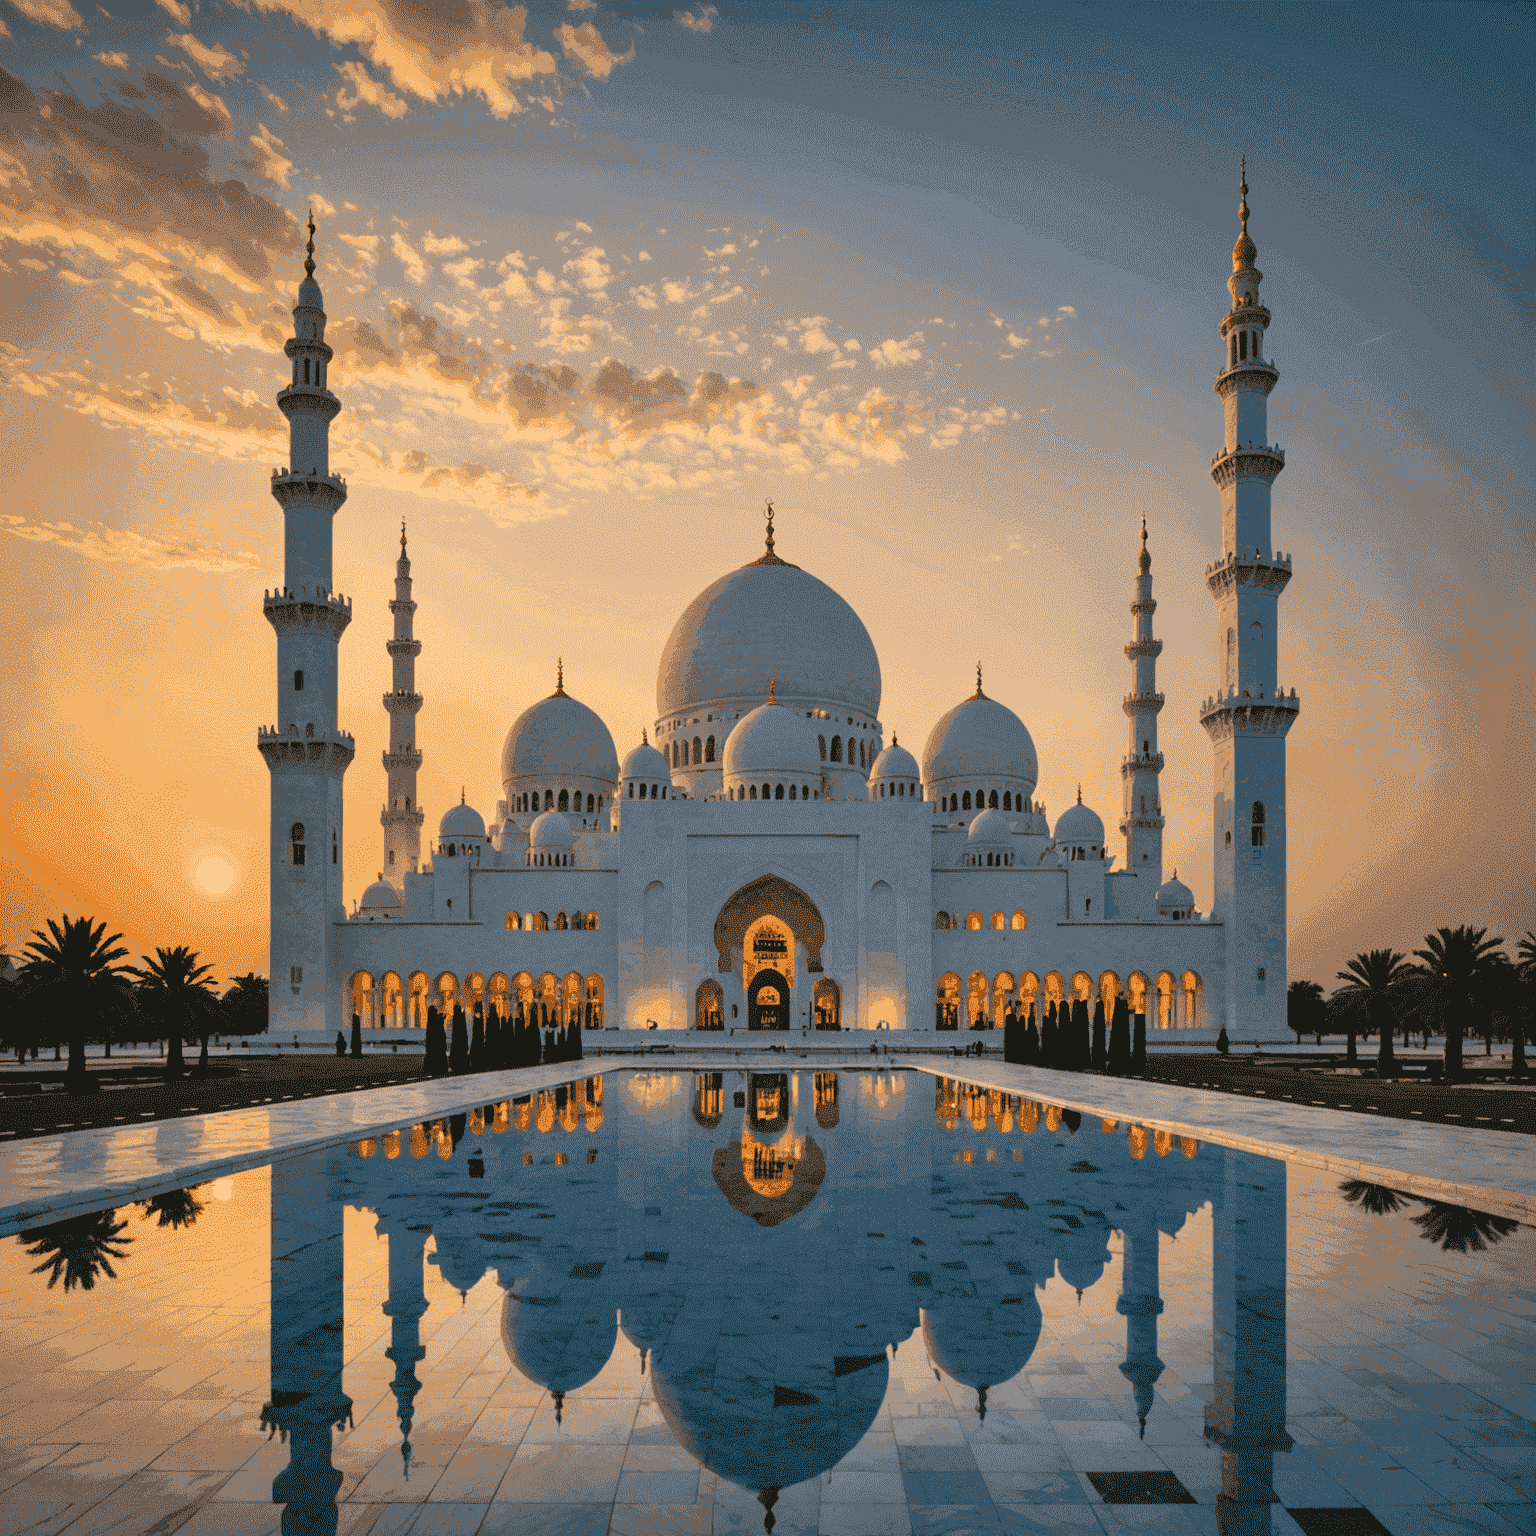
[749,968,789,1031]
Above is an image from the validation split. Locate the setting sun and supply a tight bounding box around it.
[193,854,237,898]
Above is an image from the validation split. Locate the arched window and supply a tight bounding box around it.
[692,737,702,764]
[1002,791,1011,810]
[544,789,554,810]
[672,742,680,767]
[332,830,337,864]
[962,791,971,810]
[533,912,549,931]
[761,782,771,800]
[597,796,603,811]
[789,784,797,800]
[628,783,634,799]
[750,785,758,800]
[818,735,827,761]
[289,823,305,865]
[558,790,569,812]
[1239,330,1248,361]
[1230,333,1238,368]
[802,785,810,800]
[859,740,866,768]
[585,910,599,931]
[988,789,999,808]
[775,783,784,800]
[505,912,520,930]
[1251,800,1266,847]
[1010,910,1026,930]
[555,911,569,930]
[965,911,983,931]
[705,735,716,762]
[935,911,951,930]
[991,910,1004,930]
[303,358,311,385]
[293,669,305,692]
[405,796,411,809]
[830,736,842,763]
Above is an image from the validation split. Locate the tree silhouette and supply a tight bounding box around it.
[19,916,135,1091]
[134,946,220,1078]
[23,1209,132,1291]
[1338,1179,1412,1216]
[1404,926,1506,1081]
[222,973,269,1037]
[1333,949,1412,1075]
[1410,1203,1521,1254]
[1513,932,1534,1079]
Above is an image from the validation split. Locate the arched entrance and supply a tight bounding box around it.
[749,968,789,1031]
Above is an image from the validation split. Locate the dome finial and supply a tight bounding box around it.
[305,209,316,279]
[555,658,565,696]
[767,676,777,704]
[1239,155,1249,234]
[460,786,465,805]
[1231,156,1259,273]
[1077,783,1082,805]
[974,661,984,698]
[400,518,407,551]
[764,496,775,558]
[641,727,648,744]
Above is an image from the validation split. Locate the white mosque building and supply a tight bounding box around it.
[262,171,1297,1042]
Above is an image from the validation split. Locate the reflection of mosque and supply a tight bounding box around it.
[262,1070,1291,1533]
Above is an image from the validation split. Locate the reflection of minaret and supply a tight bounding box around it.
[1205,1149,1292,1536]
[1116,1210,1165,1436]
[379,1218,429,1476]
[262,1149,352,1536]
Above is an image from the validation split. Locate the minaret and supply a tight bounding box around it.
[258,213,355,1034]
[1200,163,1300,1034]
[381,521,423,888]
[1120,518,1165,888]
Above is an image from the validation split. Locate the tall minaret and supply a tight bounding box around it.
[1200,163,1300,1034]
[259,214,354,1034]
[1120,518,1165,889]
[381,521,423,888]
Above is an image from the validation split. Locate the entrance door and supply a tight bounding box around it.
[748,968,789,1031]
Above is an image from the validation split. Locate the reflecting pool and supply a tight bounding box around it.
[2,1069,1530,1536]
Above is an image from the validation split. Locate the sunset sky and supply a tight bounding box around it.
[2,0,1531,989]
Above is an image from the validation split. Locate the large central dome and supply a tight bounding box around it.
[656,532,881,721]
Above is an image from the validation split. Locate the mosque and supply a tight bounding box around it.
[262,169,1296,1041]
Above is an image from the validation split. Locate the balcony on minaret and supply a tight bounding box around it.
[263,586,352,640]
[383,688,424,714]
[1198,687,1301,741]
[382,747,424,772]
[1203,549,1293,599]
[1210,442,1285,488]
[1122,690,1165,717]
[386,637,422,659]
[1120,749,1165,776]
[258,723,356,770]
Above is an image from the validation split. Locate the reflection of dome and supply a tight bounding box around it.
[656,541,881,721]
[922,684,1039,798]
[500,1280,617,1397]
[500,676,619,801]
[529,810,573,850]
[711,1132,826,1228]
[1054,793,1105,851]
[722,686,819,785]
[922,1289,1044,1401]
[429,1236,488,1295]
[439,798,485,840]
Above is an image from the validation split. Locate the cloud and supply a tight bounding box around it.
[441,254,483,289]
[237,0,563,119]
[675,4,717,32]
[163,30,245,83]
[333,58,409,121]
[92,51,129,68]
[421,231,467,255]
[152,0,189,23]
[563,246,610,292]
[1,513,259,572]
[8,0,84,28]
[245,122,292,188]
[537,296,617,355]
[0,67,300,298]
[390,231,427,284]
[256,81,288,113]
[556,21,634,81]
[870,331,923,368]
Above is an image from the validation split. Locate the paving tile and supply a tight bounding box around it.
[613,1467,701,1502]
[368,1505,490,1535]
[493,1442,625,1503]
[609,1502,715,1535]
[994,1508,1104,1535]
[479,1504,610,1536]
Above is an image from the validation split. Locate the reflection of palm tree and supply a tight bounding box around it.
[1410,1203,1520,1254]
[140,1188,204,1229]
[1333,950,1411,1073]
[133,946,220,1078]
[19,916,134,1090]
[1338,1178,1412,1216]
[23,1209,132,1290]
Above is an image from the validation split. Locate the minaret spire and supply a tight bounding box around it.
[1201,163,1299,1034]
[1120,517,1165,888]
[381,522,424,889]
[259,215,354,1033]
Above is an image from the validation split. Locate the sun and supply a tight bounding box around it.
[192,852,237,897]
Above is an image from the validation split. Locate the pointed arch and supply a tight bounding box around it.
[713,872,826,973]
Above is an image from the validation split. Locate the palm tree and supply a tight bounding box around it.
[1333,949,1413,1075]
[140,1188,204,1229]
[1511,932,1534,1079]
[133,946,219,1079]
[18,916,135,1091]
[23,1209,133,1291]
[222,973,269,1037]
[1407,926,1506,1081]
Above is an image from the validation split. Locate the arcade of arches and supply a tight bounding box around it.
[935,968,1204,1031]
[349,969,606,1030]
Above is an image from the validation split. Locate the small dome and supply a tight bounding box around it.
[360,877,400,910]
[297,275,324,310]
[500,673,620,799]
[621,733,671,781]
[1157,872,1194,910]
[869,739,920,780]
[922,682,1039,793]
[1054,795,1104,847]
[529,810,574,850]
[439,798,486,840]
[967,807,1013,846]
[722,686,819,781]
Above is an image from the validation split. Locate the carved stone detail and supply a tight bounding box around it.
[258,726,355,772]
[263,589,351,640]
[1204,551,1293,599]
[1120,751,1165,776]
[1210,443,1285,487]
[1198,692,1301,743]
[1124,637,1163,660]
[1214,359,1278,400]
[386,638,422,658]
[270,469,347,513]
[1123,692,1165,717]
[382,748,423,771]
[383,690,423,714]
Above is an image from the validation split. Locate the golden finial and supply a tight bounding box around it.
[1239,155,1249,233]
[1232,156,1258,273]
[974,662,984,699]
[400,517,407,551]
[460,786,465,805]
[764,497,775,558]
[555,658,565,696]
[1076,783,1082,805]
[304,209,316,279]
[1141,515,1147,546]
[641,727,648,744]
[892,733,898,747]
[768,676,777,704]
